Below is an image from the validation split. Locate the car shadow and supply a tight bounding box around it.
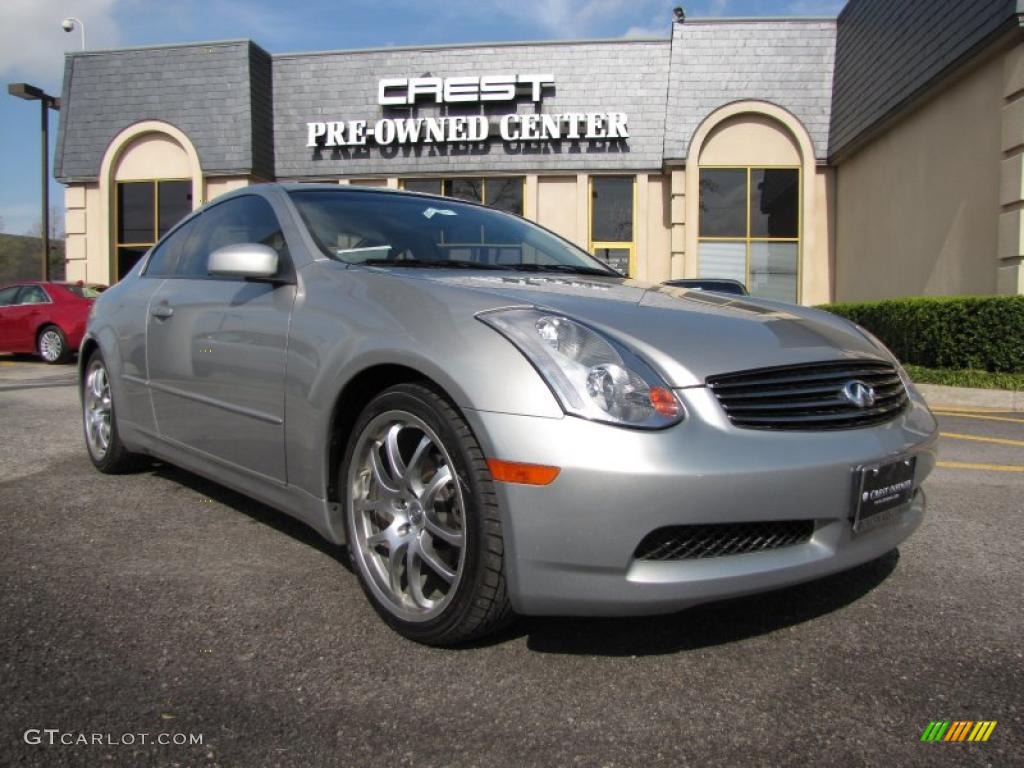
[148,462,354,574]
[499,550,900,656]
[147,460,898,656]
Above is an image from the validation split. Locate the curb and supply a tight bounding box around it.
[915,383,1024,412]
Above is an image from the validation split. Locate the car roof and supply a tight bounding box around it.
[0,281,102,289]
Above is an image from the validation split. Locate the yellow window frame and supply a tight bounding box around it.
[696,165,801,302]
[114,178,192,246]
[588,175,636,277]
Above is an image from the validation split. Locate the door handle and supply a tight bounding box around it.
[151,305,174,319]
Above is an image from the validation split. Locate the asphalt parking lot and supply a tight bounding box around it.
[1,356,1020,767]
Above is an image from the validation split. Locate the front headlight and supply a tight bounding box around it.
[478,308,683,428]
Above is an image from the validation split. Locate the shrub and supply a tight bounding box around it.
[818,295,1024,373]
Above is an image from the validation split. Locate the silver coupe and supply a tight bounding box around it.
[80,184,938,644]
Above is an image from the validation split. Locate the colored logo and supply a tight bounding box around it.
[920,721,997,742]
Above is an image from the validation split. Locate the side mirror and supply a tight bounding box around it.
[208,243,279,280]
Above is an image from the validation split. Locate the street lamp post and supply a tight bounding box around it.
[7,83,61,282]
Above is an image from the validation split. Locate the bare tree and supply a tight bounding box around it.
[25,206,65,241]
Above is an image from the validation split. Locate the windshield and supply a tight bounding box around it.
[288,189,618,275]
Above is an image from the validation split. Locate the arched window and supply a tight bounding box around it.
[99,121,203,282]
[686,103,817,304]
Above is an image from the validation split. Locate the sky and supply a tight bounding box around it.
[0,0,846,236]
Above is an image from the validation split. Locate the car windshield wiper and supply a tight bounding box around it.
[359,259,508,270]
[503,263,618,277]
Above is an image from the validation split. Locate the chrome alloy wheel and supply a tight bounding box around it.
[39,329,64,362]
[347,411,467,622]
[83,359,112,459]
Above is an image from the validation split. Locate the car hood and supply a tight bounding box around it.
[360,269,887,387]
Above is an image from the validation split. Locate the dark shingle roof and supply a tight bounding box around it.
[829,0,1021,160]
[664,19,837,162]
[55,41,272,182]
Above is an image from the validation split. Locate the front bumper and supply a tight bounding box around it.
[464,387,938,616]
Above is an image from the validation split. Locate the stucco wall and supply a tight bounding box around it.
[64,174,252,285]
[639,174,672,283]
[834,52,1004,300]
[678,105,830,305]
[536,175,581,244]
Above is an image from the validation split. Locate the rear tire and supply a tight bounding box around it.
[341,382,514,645]
[82,350,147,474]
[38,325,70,364]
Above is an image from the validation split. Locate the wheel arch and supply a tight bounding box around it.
[36,321,65,343]
[78,335,100,384]
[325,363,438,503]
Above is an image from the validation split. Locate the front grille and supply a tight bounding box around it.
[634,520,815,561]
[707,359,908,430]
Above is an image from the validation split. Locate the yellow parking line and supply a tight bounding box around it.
[937,461,1024,473]
[940,432,1024,448]
[929,405,1013,413]
[932,412,1024,425]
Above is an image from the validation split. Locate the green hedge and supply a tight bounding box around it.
[818,295,1024,373]
[902,365,1024,390]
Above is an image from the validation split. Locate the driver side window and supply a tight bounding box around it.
[175,195,289,279]
[144,216,200,278]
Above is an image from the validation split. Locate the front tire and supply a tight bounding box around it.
[341,383,513,645]
[82,350,146,474]
[38,325,70,364]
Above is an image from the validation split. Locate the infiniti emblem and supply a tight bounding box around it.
[841,379,876,408]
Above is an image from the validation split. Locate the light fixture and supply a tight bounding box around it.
[8,83,61,281]
[62,17,86,49]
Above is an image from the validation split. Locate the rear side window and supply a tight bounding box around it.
[17,286,49,304]
[64,284,105,298]
[0,286,19,306]
[175,195,289,278]
[144,215,200,278]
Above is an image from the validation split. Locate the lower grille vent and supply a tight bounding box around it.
[634,520,815,561]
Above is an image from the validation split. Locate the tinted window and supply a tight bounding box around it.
[64,284,105,298]
[145,215,200,278]
[117,182,154,244]
[699,169,746,238]
[118,247,150,281]
[17,286,49,304]
[444,178,483,203]
[485,178,524,215]
[750,169,798,238]
[158,180,193,237]
[0,286,20,306]
[591,177,633,242]
[176,196,288,278]
[403,179,442,195]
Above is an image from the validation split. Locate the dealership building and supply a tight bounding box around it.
[54,0,1024,304]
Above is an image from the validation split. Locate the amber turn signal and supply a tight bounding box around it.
[487,459,561,486]
[649,386,680,418]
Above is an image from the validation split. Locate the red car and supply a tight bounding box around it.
[0,281,106,364]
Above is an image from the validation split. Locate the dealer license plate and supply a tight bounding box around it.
[851,456,917,533]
